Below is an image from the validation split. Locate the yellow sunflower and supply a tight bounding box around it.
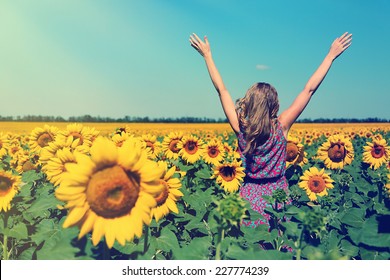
[362,135,389,170]
[298,167,334,201]
[56,123,98,150]
[161,131,183,160]
[202,139,225,166]
[40,135,89,165]
[29,125,58,154]
[55,137,164,248]
[42,148,78,186]
[140,134,161,160]
[212,160,245,193]
[10,150,38,174]
[177,134,204,164]
[7,142,23,158]
[111,131,133,147]
[222,142,233,155]
[317,134,354,169]
[150,161,183,222]
[0,170,22,212]
[286,136,307,167]
[0,133,9,158]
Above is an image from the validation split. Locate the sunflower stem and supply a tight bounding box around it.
[2,212,10,260]
[295,228,304,260]
[2,234,9,260]
[377,182,383,203]
[215,227,225,260]
[143,226,149,255]
[102,241,111,260]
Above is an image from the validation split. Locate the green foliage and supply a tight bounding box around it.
[1,130,389,260]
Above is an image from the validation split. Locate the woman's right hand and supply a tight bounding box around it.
[328,32,352,60]
[189,33,212,58]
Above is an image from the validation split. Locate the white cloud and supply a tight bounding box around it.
[256,64,270,70]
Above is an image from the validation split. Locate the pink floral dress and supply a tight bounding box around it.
[237,120,288,227]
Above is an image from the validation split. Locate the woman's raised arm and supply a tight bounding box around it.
[279,32,352,136]
[189,33,240,133]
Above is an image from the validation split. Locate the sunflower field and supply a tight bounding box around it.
[0,122,389,260]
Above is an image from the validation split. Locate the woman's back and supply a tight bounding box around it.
[237,120,287,181]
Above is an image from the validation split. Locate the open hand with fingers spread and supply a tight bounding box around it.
[189,33,211,58]
[328,32,352,60]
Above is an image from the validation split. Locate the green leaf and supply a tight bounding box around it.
[359,217,390,248]
[113,239,144,255]
[224,243,246,259]
[157,227,180,252]
[340,208,365,228]
[348,216,390,249]
[34,220,79,259]
[329,217,342,231]
[184,216,204,231]
[284,205,302,216]
[244,208,267,224]
[256,228,278,243]
[339,239,359,257]
[36,236,79,260]
[349,193,366,205]
[172,237,211,260]
[241,224,269,243]
[354,181,374,196]
[195,168,212,179]
[359,247,390,260]
[227,246,292,260]
[17,246,36,260]
[31,219,57,245]
[325,229,340,250]
[8,222,28,240]
[23,191,59,221]
[21,170,43,183]
[280,221,300,239]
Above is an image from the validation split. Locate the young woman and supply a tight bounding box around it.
[189,32,352,226]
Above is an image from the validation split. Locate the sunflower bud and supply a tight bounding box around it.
[272,189,288,204]
[216,193,248,228]
[298,210,327,235]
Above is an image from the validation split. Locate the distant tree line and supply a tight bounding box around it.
[296,117,389,123]
[0,115,388,123]
[0,115,228,123]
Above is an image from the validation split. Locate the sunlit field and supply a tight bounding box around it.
[1,121,389,135]
[0,121,389,260]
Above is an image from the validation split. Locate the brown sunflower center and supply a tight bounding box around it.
[0,176,12,196]
[308,175,326,193]
[70,132,83,145]
[22,160,36,172]
[220,166,236,182]
[145,141,155,151]
[155,181,169,206]
[184,141,198,155]
[37,132,54,148]
[10,146,20,154]
[168,139,181,153]
[208,146,220,158]
[86,165,140,218]
[371,144,385,159]
[286,142,299,161]
[328,142,346,162]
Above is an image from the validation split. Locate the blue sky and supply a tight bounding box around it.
[0,0,389,120]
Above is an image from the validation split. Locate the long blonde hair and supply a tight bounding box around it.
[236,82,279,155]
